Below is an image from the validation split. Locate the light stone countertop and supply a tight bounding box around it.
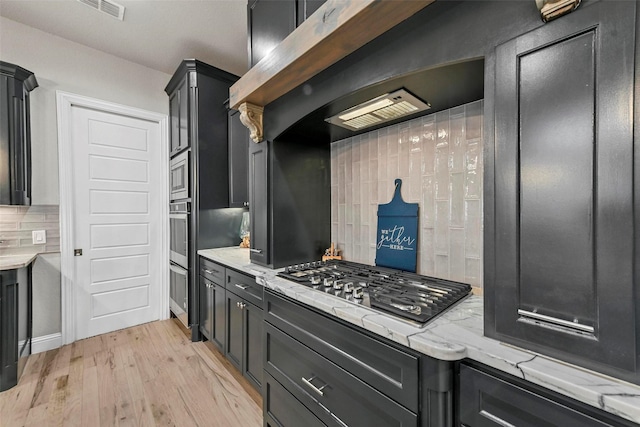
[198,247,640,425]
[0,252,38,271]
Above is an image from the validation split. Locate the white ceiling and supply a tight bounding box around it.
[0,0,249,77]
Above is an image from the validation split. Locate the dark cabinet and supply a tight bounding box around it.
[296,0,326,26]
[0,266,32,392]
[264,290,454,427]
[198,257,226,352]
[168,76,189,156]
[458,363,637,427]
[228,108,249,208]
[165,60,242,338]
[248,141,269,265]
[248,0,296,67]
[225,269,263,390]
[485,1,639,385]
[0,62,37,206]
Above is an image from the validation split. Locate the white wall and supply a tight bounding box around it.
[0,16,172,341]
[0,16,171,205]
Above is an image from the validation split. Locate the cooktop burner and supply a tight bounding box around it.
[277,260,472,326]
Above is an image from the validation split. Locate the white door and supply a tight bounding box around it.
[69,104,163,339]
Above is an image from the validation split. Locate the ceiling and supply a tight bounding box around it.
[0,0,249,77]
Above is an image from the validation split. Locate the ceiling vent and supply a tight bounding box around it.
[325,89,430,131]
[77,0,125,20]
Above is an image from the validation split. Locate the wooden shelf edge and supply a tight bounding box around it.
[230,0,433,110]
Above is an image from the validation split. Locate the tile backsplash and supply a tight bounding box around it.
[0,205,61,254]
[330,100,483,287]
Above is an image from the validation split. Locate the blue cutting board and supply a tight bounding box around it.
[375,179,419,272]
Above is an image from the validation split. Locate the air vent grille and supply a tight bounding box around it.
[326,89,430,131]
[77,0,125,20]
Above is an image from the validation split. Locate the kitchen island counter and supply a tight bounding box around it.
[0,252,38,271]
[198,247,640,424]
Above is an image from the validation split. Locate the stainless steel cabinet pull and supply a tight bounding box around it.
[301,376,327,397]
[204,269,217,274]
[236,302,240,308]
[234,284,249,290]
[250,248,262,254]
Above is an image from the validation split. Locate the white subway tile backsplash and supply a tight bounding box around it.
[0,205,60,254]
[330,100,483,287]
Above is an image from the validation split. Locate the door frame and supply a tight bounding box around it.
[56,91,169,345]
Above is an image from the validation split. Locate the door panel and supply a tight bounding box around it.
[71,105,162,339]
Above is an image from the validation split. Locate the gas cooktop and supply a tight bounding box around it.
[277,260,472,326]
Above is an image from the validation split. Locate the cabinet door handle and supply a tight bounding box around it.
[250,248,262,254]
[204,269,217,275]
[301,376,327,397]
[234,284,249,290]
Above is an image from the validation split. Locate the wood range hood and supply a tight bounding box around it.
[229,0,435,143]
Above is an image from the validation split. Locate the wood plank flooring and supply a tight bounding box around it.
[0,319,263,427]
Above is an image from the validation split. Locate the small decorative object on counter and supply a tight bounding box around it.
[322,242,342,261]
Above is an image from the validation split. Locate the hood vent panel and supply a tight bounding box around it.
[326,89,430,131]
[78,0,125,20]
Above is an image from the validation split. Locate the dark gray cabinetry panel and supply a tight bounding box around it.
[458,363,637,427]
[0,267,31,392]
[248,140,269,265]
[485,1,639,384]
[228,108,249,208]
[296,0,326,26]
[264,290,454,427]
[248,0,296,67]
[168,76,189,156]
[198,257,226,352]
[165,60,241,338]
[0,62,37,206]
[264,372,327,427]
[225,269,263,390]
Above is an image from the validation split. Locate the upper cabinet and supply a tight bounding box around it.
[228,108,249,208]
[485,1,639,385]
[168,76,189,157]
[247,0,326,68]
[0,61,38,206]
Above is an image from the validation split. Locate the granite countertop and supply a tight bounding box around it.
[198,247,640,424]
[0,252,38,271]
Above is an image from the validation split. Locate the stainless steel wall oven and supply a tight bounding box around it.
[169,150,189,201]
[170,201,190,328]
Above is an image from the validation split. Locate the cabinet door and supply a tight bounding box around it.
[228,109,249,208]
[243,301,263,389]
[199,276,214,341]
[225,291,243,371]
[248,0,296,67]
[0,270,18,391]
[296,0,326,26]
[488,1,638,382]
[169,77,189,156]
[212,283,226,352]
[248,140,269,265]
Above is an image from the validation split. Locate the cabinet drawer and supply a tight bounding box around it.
[199,257,224,284]
[264,372,327,427]
[459,364,635,427]
[265,323,418,427]
[265,290,419,411]
[226,269,263,307]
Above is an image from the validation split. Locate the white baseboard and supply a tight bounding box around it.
[31,333,63,354]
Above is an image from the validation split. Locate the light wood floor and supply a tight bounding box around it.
[0,319,263,427]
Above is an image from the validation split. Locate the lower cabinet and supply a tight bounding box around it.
[458,363,637,427]
[199,275,225,351]
[225,269,263,391]
[264,289,453,427]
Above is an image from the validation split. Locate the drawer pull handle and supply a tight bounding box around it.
[204,269,216,274]
[301,376,326,397]
[250,248,262,254]
[234,284,249,290]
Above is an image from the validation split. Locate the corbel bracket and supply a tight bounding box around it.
[239,102,264,143]
[535,0,581,22]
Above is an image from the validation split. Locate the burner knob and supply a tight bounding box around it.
[343,282,354,293]
[323,278,334,287]
[310,276,321,285]
[333,281,344,290]
[353,286,364,299]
